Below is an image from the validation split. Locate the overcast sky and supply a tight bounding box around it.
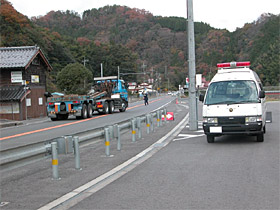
[8,0,279,32]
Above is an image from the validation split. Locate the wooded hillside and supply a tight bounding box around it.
[1,0,279,92]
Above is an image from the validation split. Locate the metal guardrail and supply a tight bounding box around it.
[265,90,280,94]
[0,142,51,171]
[263,86,280,91]
[0,108,166,172]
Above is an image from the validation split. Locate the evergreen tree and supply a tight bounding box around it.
[56,63,93,94]
[254,43,280,86]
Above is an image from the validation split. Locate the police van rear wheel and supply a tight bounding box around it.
[207,135,215,143]
[256,133,264,142]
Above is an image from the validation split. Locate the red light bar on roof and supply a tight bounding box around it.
[217,61,250,68]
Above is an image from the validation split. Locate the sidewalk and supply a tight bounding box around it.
[0,117,50,128]
[0,119,23,128]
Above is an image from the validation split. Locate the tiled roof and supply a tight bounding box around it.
[0,86,28,101]
[0,46,52,70]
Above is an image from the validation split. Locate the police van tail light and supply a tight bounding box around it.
[217,61,250,69]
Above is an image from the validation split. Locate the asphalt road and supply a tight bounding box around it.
[69,101,279,210]
[1,101,279,210]
[0,95,173,150]
[0,96,187,209]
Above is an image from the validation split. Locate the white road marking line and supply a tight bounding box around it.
[173,133,205,141]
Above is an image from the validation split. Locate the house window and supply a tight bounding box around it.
[31,75,40,83]
[26,98,31,106]
[0,102,20,114]
[38,98,43,105]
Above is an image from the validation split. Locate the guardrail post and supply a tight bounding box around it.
[51,142,60,180]
[131,119,136,142]
[137,117,142,139]
[163,108,167,124]
[157,110,160,127]
[149,114,154,132]
[104,127,110,156]
[160,110,163,126]
[109,125,114,140]
[146,114,150,134]
[73,136,82,170]
[114,124,121,151]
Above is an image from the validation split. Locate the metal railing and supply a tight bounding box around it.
[0,108,168,173]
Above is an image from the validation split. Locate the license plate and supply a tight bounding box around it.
[210,126,222,133]
[97,105,103,108]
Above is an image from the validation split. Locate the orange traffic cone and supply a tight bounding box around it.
[176,98,178,104]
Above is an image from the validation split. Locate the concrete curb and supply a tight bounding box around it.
[0,121,23,128]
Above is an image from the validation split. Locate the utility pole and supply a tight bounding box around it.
[101,63,103,77]
[187,0,198,130]
[23,80,28,120]
[117,66,120,81]
[142,62,146,83]
[83,57,89,67]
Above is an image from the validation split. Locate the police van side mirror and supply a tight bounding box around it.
[199,94,205,102]
[259,90,265,98]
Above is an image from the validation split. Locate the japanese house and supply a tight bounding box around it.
[0,46,52,120]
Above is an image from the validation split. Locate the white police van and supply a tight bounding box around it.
[199,61,266,143]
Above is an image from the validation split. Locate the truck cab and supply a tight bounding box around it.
[111,79,128,102]
[199,61,266,143]
[94,76,128,114]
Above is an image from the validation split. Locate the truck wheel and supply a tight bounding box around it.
[57,114,68,120]
[61,114,68,120]
[119,101,126,112]
[82,104,88,119]
[103,101,109,114]
[109,101,115,114]
[256,133,264,142]
[207,135,215,143]
[87,104,93,118]
[51,117,58,121]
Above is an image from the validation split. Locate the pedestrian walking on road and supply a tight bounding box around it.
[144,92,149,106]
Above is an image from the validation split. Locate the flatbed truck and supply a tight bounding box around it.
[46,76,128,120]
